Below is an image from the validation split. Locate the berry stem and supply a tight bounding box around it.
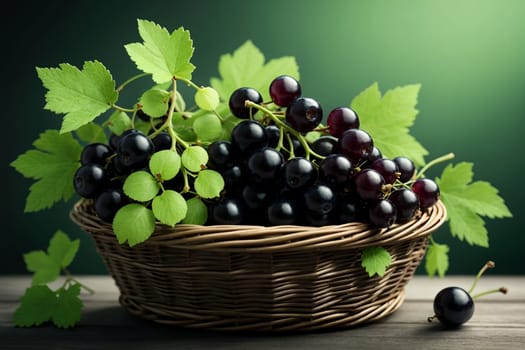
[112,104,137,113]
[468,260,495,294]
[177,76,201,91]
[116,72,149,92]
[472,287,508,300]
[245,101,325,160]
[416,152,455,179]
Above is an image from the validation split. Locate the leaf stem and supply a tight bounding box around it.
[63,269,95,295]
[116,72,149,92]
[165,79,190,150]
[416,152,455,178]
[112,104,137,113]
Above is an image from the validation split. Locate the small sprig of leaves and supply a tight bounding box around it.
[13,230,91,328]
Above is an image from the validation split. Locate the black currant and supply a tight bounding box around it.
[229,87,263,119]
[285,97,323,133]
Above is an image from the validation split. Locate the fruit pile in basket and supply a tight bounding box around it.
[12,19,511,271]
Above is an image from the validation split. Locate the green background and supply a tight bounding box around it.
[4,0,524,275]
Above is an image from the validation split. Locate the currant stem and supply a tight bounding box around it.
[116,72,149,92]
[177,76,201,91]
[468,260,495,294]
[245,101,326,160]
[63,269,95,295]
[472,287,508,300]
[416,152,455,179]
[112,104,137,113]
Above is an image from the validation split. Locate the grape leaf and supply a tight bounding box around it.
[152,190,187,226]
[123,171,160,202]
[149,150,181,181]
[125,19,195,83]
[11,130,82,212]
[182,198,208,225]
[361,246,392,277]
[13,285,56,327]
[350,83,428,166]
[425,241,449,278]
[75,122,106,143]
[24,251,60,285]
[36,61,118,133]
[194,86,220,111]
[194,169,224,199]
[113,204,156,246]
[436,162,512,247]
[210,40,299,102]
[51,283,83,329]
[139,88,170,118]
[48,230,80,268]
[181,146,209,172]
[193,113,222,141]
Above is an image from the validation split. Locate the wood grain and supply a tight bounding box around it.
[1,276,524,350]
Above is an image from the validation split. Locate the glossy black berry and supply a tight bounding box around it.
[231,120,268,154]
[285,97,323,133]
[269,75,301,107]
[229,87,263,119]
[95,188,127,222]
[117,131,154,169]
[73,164,109,199]
[81,143,112,166]
[283,157,317,189]
[433,287,474,327]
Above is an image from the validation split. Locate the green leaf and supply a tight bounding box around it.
[152,190,187,226]
[182,197,208,225]
[36,61,118,133]
[51,284,83,329]
[106,110,131,135]
[11,130,82,212]
[47,230,80,269]
[194,86,220,111]
[361,246,392,277]
[149,150,181,181]
[125,19,195,83]
[139,88,170,118]
[210,40,299,102]
[75,122,106,143]
[425,241,449,278]
[113,204,156,247]
[181,146,209,172]
[436,162,512,247]
[193,113,222,141]
[13,285,56,327]
[23,251,60,285]
[350,83,428,165]
[194,169,224,199]
[123,171,160,202]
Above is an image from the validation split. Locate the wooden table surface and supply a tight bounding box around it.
[0,275,523,350]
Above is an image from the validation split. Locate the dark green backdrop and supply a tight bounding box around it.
[4,0,524,275]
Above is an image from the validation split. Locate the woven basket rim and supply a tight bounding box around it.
[70,199,447,253]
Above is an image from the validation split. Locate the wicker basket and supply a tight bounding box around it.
[70,199,446,331]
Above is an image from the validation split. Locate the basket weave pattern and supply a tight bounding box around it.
[71,200,446,331]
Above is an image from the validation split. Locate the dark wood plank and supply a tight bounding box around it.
[1,276,523,350]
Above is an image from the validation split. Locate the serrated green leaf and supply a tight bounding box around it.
[149,150,180,181]
[350,83,428,165]
[182,197,208,225]
[195,87,220,111]
[425,241,449,277]
[194,169,224,199]
[51,284,83,329]
[47,230,80,269]
[106,110,131,135]
[123,171,160,202]
[23,251,60,285]
[181,146,209,172]
[11,130,82,212]
[139,88,170,118]
[210,40,299,102]
[76,122,106,144]
[36,61,118,133]
[13,285,56,327]
[436,162,512,247]
[361,246,392,277]
[113,204,156,246]
[125,19,195,83]
[152,190,187,226]
[193,113,222,141]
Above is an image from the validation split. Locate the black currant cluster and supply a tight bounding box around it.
[207,75,440,227]
[73,128,178,222]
